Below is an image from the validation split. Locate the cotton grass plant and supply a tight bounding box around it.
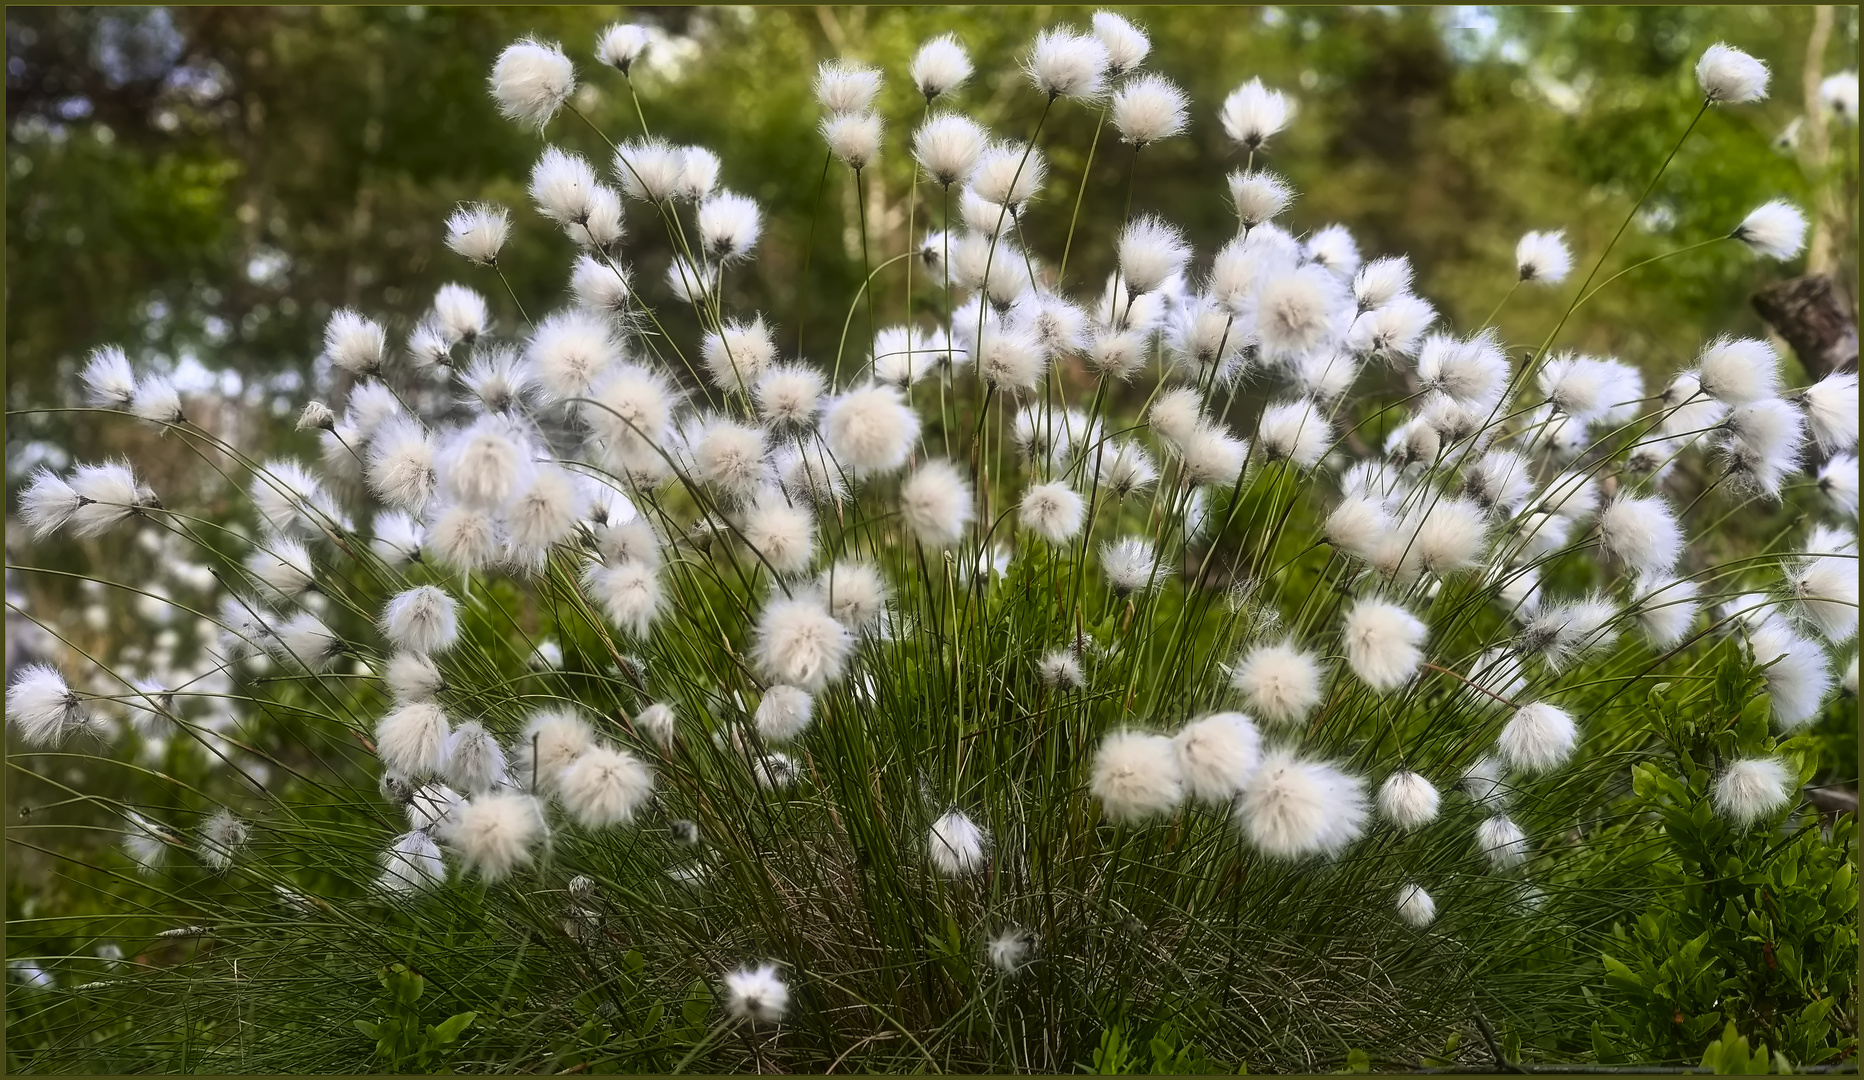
[7,16,1857,1073]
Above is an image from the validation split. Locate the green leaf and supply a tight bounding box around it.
[681,978,711,1027]
[1601,953,1642,990]
[353,1019,380,1040]
[1342,1048,1371,1073]
[428,1010,477,1046]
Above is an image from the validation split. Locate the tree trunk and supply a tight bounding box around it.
[1752,273,1858,378]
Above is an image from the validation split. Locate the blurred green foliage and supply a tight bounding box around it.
[6,6,1857,466]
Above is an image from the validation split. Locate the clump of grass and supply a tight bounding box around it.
[6,21,1855,1074]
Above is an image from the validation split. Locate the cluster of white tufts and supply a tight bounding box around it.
[7,20,1853,1048]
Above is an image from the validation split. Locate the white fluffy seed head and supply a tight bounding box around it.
[1256,265,1344,360]
[82,344,137,409]
[1038,649,1086,690]
[1100,536,1168,594]
[584,557,663,638]
[1350,294,1436,360]
[974,318,1049,391]
[1343,599,1426,692]
[512,709,594,793]
[588,363,675,459]
[558,746,654,829]
[690,419,769,501]
[673,145,720,202]
[507,466,582,556]
[1697,42,1770,104]
[1180,424,1248,487]
[1304,223,1360,280]
[1496,703,1578,774]
[1093,11,1150,75]
[1695,335,1782,406]
[823,384,921,477]
[430,284,489,348]
[1462,755,1508,808]
[7,664,88,747]
[1236,750,1368,859]
[1418,331,1508,406]
[913,112,986,187]
[594,23,649,73]
[1378,771,1441,831]
[1091,730,1184,823]
[912,33,973,99]
[1221,77,1294,149]
[1476,815,1529,870]
[698,190,761,262]
[1411,497,1487,576]
[1822,70,1860,121]
[988,929,1034,974]
[972,141,1048,209]
[700,316,776,392]
[815,59,881,113]
[1232,642,1321,724]
[381,586,460,655]
[1514,230,1572,284]
[1172,712,1262,804]
[1228,169,1296,230]
[425,503,501,572]
[529,146,601,226]
[1112,73,1187,146]
[1019,482,1085,543]
[900,460,974,549]
[1733,200,1807,260]
[754,365,825,429]
[1116,215,1190,296]
[1395,883,1436,927]
[1787,549,1859,642]
[1598,494,1684,577]
[613,138,686,203]
[741,492,816,577]
[570,254,631,318]
[821,111,883,169]
[323,309,386,377]
[927,809,988,876]
[1819,454,1859,518]
[755,685,814,742]
[527,309,618,401]
[1803,371,1859,453]
[379,830,446,895]
[443,721,508,794]
[489,37,575,129]
[376,702,451,777]
[448,792,547,882]
[1714,758,1794,827]
[385,651,443,704]
[1096,439,1158,499]
[437,428,533,522]
[446,202,510,266]
[1026,27,1110,101]
[129,374,184,426]
[753,596,851,692]
[819,561,888,629]
[723,964,789,1024]
[248,537,316,599]
[1148,386,1204,451]
[1257,400,1332,468]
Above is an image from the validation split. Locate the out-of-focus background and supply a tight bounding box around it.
[6,7,1856,462]
[4,0,1858,981]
